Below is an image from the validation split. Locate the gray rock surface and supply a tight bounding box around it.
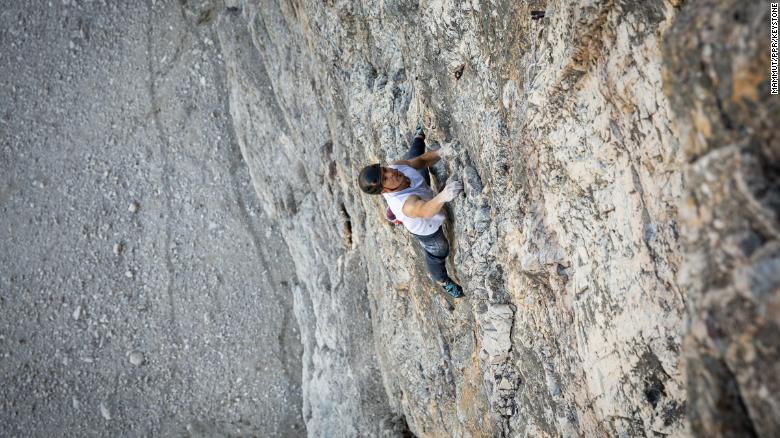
[3,0,778,437]
[1,1,303,436]
[665,1,780,437]
[217,0,686,435]
[217,0,778,437]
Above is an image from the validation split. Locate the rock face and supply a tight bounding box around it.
[665,1,780,437]
[9,0,777,436]
[217,0,778,436]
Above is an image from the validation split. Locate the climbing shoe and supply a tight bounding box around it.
[414,122,425,139]
[438,279,463,298]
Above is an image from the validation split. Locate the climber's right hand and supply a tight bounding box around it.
[439,180,463,202]
[436,143,455,160]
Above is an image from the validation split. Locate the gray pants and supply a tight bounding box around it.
[411,227,450,282]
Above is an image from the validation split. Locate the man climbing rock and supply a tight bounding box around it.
[358,125,464,298]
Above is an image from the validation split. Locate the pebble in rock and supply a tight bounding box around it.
[72,305,82,321]
[100,402,112,420]
[129,351,144,366]
[128,201,139,213]
[113,242,123,256]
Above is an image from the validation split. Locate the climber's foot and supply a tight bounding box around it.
[438,279,463,298]
[415,122,425,139]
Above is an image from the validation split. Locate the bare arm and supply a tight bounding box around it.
[401,194,447,219]
[401,180,463,218]
[392,150,441,170]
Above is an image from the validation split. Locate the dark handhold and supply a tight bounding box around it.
[197,7,216,25]
[322,140,334,156]
[645,386,662,408]
[531,10,545,20]
[340,203,353,247]
[556,264,569,282]
[454,64,465,80]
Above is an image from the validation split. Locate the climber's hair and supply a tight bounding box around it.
[358,164,382,195]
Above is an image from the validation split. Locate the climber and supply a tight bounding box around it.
[357,124,465,298]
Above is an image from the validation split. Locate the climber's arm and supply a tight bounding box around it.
[401,194,447,219]
[392,150,441,170]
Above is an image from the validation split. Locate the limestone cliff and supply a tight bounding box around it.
[216,0,778,436]
[665,1,780,436]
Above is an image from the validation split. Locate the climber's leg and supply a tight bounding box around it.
[402,126,431,186]
[413,227,450,283]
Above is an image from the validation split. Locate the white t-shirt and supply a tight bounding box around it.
[382,164,445,236]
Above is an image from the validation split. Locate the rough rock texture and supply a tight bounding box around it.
[216,7,395,436]
[2,0,777,436]
[217,0,688,436]
[218,0,779,436]
[665,1,780,437]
